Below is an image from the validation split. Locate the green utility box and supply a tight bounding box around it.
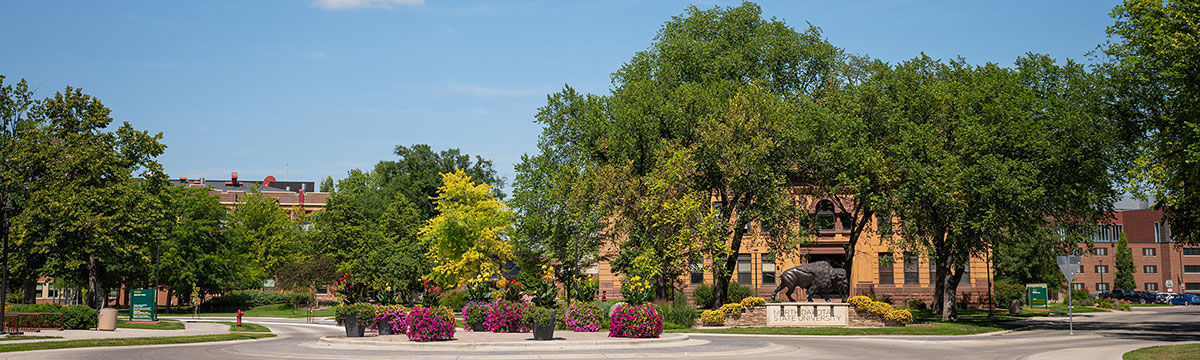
[1026,283,1049,309]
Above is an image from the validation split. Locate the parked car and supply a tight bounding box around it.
[1156,293,1180,304]
[1168,293,1200,305]
[1106,289,1156,303]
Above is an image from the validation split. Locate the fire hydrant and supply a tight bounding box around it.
[236,309,244,327]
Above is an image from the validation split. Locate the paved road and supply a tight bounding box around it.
[5,307,1198,360]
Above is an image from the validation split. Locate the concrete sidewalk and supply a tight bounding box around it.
[1,322,230,344]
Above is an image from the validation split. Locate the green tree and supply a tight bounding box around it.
[1100,0,1200,244]
[159,185,236,312]
[375,144,506,220]
[320,176,335,193]
[419,169,515,287]
[1114,233,1136,290]
[227,187,300,287]
[3,82,168,308]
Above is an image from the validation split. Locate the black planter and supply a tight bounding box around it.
[471,322,486,332]
[377,317,394,335]
[532,310,556,340]
[344,315,365,337]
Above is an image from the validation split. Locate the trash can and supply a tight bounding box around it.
[98,308,118,331]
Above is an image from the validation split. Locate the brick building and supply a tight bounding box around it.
[1069,198,1186,294]
[593,195,994,308]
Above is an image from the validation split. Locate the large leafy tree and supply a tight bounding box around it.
[375,144,506,220]
[523,3,836,306]
[1114,233,1136,290]
[158,185,237,312]
[1100,0,1200,244]
[419,169,515,287]
[227,188,300,286]
[2,81,168,308]
[876,54,1122,320]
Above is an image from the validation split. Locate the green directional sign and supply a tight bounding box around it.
[1026,283,1048,309]
[130,289,157,321]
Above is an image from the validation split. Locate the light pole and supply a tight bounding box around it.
[154,237,163,320]
[0,204,10,335]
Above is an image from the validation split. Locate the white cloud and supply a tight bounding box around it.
[442,83,534,97]
[311,0,423,10]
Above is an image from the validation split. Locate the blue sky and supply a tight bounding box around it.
[1,0,1119,188]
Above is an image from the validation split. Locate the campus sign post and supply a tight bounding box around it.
[130,288,157,322]
[1057,256,1081,335]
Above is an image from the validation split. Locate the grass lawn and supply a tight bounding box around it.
[0,333,276,353]
[1022,303,1112,315]
[116,319,185,330]
[209,322,271,333]
[1124,343,1200,360]
[669,308,1027,336]
[0,336,60,341]
[193,304,336,319]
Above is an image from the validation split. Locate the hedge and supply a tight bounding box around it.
[201,290,311,309]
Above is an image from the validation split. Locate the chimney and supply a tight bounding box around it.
[225,172,242,186]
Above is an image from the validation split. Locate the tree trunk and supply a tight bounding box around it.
[166,288,174,314]
[22,281,36,304]
[942,263,964,321]
[87,255,99,309]
[711,225,746,309]
[932,252,947,314]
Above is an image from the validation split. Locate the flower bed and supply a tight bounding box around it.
[848,296,911,325]
[484,301,527,333]
[700,309,725,326]
[608,303,663,338]
[461,301,492,331]
[564,301,602,332]
[374,305,408,334]
[404,305,455,342]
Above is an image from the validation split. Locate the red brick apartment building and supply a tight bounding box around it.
[1070,197,1190,294]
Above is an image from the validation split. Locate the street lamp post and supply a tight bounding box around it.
[154,237,163,320]
[0,204,11,335]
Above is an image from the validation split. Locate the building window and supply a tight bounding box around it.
[762,254,776,285]
[316,285,328,295]
[1184,248,1200,256]
[1071,283,1084,291]
[961,260,971,285]
[690,256,705,285]
[1144,265,1158,274]
[1096,283,1110,291]
[878,253,894,285]
[1154,222,1161,243]
[904,254,920,285]
[737,254,752,286]
[839,214,854,232]
[1095,265,1109,274]
[1185,265,1200,274]
[1143,248,1157,256]
[1187,283,1200,291]
[929,259,937,286]
[45,283,57,298]
[262,278,276,292]
[1145,283,1159,292]
[35,283,44,299]
[816,200,836,232]
[876,213,892,234]
[1094,247,1108,256]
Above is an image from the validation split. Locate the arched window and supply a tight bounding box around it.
[815,200,836,232]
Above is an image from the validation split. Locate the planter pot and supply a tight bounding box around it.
[471,322,486,332]
[377,317,395,335]
[344,316,365,337]
[532,311,556,340]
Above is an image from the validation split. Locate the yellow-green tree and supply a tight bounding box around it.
[420,169,515,287]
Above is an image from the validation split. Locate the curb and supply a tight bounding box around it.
[314,333,694,351]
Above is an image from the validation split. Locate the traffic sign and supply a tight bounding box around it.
[1057,256,1081,283]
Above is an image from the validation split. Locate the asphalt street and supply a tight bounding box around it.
[4,306,1198,360]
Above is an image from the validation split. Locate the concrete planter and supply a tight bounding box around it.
[344,315,365,337]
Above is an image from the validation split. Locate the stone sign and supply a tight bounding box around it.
[765,302,849,326]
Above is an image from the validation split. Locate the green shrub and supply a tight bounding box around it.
[905,299,927,311]
[440,289,468,310]
[692,282,754,308]
[1070,289,1095,306]
[8,303,65,313]
[335,303,376,326]
[203,290,309,309]
[62,305,98,330]
[993,280,1025,307]
[726,282,754,304]
[692,283,713,309]
[654,299,696,329]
